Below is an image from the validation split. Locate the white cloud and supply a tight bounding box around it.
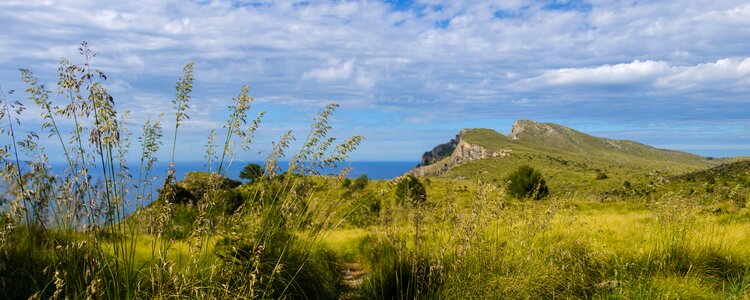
[658,58,750,90]
[302,59,354,82]
[525,57,750,93]
[529,60,671,86]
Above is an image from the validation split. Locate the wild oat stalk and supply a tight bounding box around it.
[163,62,194,204]
[57,56,95,227]
[136,117,163,207]
[205,129,217,172]
[170,62,194,166]
[0,95,36,231]
[288,103,337,175]
[217,85,261,176]
[265,130,294,178]
[21,69,89,233]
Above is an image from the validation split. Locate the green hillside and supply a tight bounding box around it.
[417,121,729,196]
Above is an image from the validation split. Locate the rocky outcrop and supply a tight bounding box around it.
[509,119,574,141]
[453,139,507,161]
[409,131,510,177]
[418,139,458,167]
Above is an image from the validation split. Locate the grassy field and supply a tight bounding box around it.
[1,46,749,299]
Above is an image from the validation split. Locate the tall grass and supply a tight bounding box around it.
[353,177,750,299]
[0,42,363,299]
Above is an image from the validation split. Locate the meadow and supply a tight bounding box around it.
[1,45,749,299]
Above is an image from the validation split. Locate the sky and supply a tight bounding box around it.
[0,0,749,163]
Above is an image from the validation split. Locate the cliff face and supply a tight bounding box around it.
[409,131,510,176]
[418,138,458,167]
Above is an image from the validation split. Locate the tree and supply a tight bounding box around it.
[506,165,549,200]
[239,163,263,182]
[351,174,369,190]
[395,175,427,205]
[341,178,351,188]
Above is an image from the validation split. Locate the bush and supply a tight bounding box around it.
[595,171,608,180]
[506,165,549,200]
[239,163,263,182]
[352,174,369,190]
[341,178,351,188]
[158,183,196,204]
[395,175,427,205]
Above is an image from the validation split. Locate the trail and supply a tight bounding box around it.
[338,261,368,300]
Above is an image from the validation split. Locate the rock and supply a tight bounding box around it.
[418,138,459,167]
[409,131,510,177]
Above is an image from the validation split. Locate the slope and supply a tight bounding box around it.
[410,120,728,195]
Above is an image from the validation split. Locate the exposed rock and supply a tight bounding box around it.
[409,132,510,177]
[418,138,459,167]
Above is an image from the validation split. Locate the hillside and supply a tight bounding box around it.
[409,120,729,195]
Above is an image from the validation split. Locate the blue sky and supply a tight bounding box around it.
[0,0,749,162]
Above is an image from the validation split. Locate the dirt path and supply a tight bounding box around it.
[338,261,368,300]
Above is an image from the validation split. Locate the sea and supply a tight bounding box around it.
[22,161,416,218]
[47,160,416,181]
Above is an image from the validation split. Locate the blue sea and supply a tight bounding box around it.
[26,161,415,218]
[143,160,416,182]
[47,160,415,182]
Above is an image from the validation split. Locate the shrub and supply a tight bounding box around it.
[341,178,351,188]
[352,174,369,190]
[239,163,263,182]
[506,165,549,200]
[395,175,427,205]
[158,183,196,204]
[595,171,608,180]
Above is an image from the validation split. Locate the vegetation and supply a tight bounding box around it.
[1,43,749,299]
[506,165,549,200]
[352,174,369,190]
[436,126,738,196]
[394,174,427,205]
[0,43,365,299]
[238,163,263,182]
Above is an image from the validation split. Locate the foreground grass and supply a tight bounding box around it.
[330,192,750,299]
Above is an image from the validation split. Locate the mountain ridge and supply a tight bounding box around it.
[408,120,732,194]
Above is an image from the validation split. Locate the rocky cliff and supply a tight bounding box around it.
[418,138,459,167]
[409,130,511,176]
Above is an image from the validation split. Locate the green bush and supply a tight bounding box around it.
[595,171,608,180]
[239,163,263,182]
[158,183,196,204]
[352,174,369,190]
[506,165,549,200]
[395,175,427,205]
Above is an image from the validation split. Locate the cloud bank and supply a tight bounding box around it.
[0,0,748,160]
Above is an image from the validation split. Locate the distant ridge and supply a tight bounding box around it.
[507,120,709,164]
[408,120,733,193]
